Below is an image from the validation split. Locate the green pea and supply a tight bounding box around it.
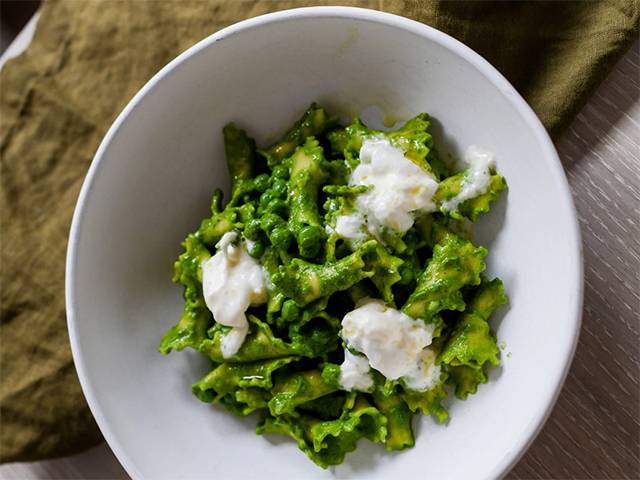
[270,226,293,250]
[399,265,415,285]
[237,203,255,224]
[248,240,266,259]
[244,219,262,241]
[271,179,288,199]
[261,213,284,234]
[298,225,322,259]
[272,164,289,179]
[259,191,274,211]
[281,300,301,323]
[267,198,288,218]
[253,173,270,193]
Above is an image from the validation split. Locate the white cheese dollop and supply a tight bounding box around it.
[339,349,374,392]
[402,348,441,391]
[334,212,367,241]
[201,231,267,358]
[340,299,440,390]
[334,137,439,241]
[441,145,495,212]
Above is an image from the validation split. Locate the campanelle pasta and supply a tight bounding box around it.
[159,104,508,468]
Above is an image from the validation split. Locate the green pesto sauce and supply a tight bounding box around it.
[159,103,509,468]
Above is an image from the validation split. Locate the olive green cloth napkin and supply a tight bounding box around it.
[1,0,637,463]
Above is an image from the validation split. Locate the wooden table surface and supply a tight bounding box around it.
[509,43,640,480]
[0,24,638,480]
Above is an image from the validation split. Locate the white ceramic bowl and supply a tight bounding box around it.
[66,7,583,480]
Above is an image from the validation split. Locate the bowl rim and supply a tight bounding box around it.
[65,6,584,479]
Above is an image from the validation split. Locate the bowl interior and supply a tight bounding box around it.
[67,8,581,480]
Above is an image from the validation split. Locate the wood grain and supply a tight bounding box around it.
[0,35,638,480]
[508,42,640,480]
